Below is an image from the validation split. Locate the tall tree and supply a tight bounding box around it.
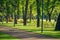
[29,2,35,22]
[29,4,32,22]
[41,0,44,33]
[17,0,20,19]
[47,0,56,22]
[55,0,60,31]
[0,0,4,24]
[55,13,60,31]
[46,0,50,21]
[22,0,25,23]
[6,0,10,23]
[23,0,29,25]
[36,0,40,27]
[13,0,18,26]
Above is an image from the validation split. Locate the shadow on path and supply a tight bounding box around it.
[0,26,60,40]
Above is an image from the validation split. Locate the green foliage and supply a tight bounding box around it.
[0,0,60,18]
[0,0,60,39]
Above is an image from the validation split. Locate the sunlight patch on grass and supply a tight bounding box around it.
[34,31,60,38]
[0,21,60,38]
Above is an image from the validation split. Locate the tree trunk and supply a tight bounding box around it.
[1,5,4,24]
[14,0,17,26]
[24,0,29,26]
[47,0,49,22]
[14,14,17,24]
[22,4,24,23]
[46,15,48,21]
[55,14,60,31]
[36,0,40,27]
[47,11,51,22]
[6,2,9,23]
[0,16,2,22]
[30,5,32,22]
[6,15,9,23]
[17,0,20,19]
[47,0,56,22]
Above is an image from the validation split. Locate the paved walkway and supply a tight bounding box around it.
[0,26,60,40]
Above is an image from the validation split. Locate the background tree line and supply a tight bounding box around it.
[0,0,60,31]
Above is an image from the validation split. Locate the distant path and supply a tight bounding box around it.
[0,26,60,40]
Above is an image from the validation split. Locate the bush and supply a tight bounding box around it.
[9,19,13,22]
[18,19,23,23]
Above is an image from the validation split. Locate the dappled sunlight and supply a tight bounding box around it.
[0,0,60,39]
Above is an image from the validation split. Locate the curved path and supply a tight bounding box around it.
[0,26,60,40]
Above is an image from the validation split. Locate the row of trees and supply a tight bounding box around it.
[0,0,60,31]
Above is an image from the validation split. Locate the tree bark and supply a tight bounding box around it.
[36,0,40,27]
[6,2,9,23]
[30,5,32,22]
[24,0,29,25]
[14,0,17,26]
[22,1,25,24]
[17,0,20,19]
[55,14,60,31]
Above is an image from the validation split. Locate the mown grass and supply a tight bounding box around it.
[0,20,60,38]
[0,31,19,40]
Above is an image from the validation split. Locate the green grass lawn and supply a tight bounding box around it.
[0,31,19,40]
[32,31,60,38]
[0,21,60,38]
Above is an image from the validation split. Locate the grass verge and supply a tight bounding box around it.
[0,22,60,38]
[0,31,19,40]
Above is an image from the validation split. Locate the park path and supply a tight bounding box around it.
[0,26,60,40]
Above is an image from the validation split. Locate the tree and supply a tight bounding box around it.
[46,0,50,21]
[55,0,60,31]
[17,0,20,19]
[0,0,4,24]
[29,2,35,22]
[13,0,18,26]
[55,13,60,31]
[29,4,32,22]
[47,0,56,22]
[36,0,40,27]
[22,0,25,23]
[6,1,10,23]
[23,0,29,25]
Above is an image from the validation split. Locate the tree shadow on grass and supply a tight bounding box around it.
[0,31,19,39]
[0,26,59,39]
[1,29,57,39]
